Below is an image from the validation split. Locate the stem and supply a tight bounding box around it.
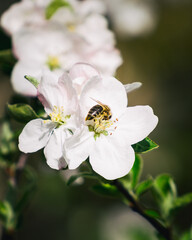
[112,180,173,240]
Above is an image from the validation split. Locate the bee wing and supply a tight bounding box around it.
[90,97,105,107]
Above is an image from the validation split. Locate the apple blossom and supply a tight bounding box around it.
[64,75,158,180]
[11,22,122,96]
[19,70,79,169]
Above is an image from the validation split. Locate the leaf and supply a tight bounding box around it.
[45,0,72,19]
[0,201,16,230]
[131,154,143,188]
[172,193,192,210]
[92,183,120,198]
[7,104,38,123]
[135,177,153,197]
[67,172,96,186]
[0,122,17,156]
[132,137,159,154]
[119,154,143,190]
[181,228,192,240]
[153,174,177,219]
[0,49,16,75]
[144,209,161,220]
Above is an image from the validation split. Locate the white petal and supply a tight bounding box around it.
[69,63,100,95]
[37,70,78,115]
[87,48,123,76]
[115,106,158,145]
[11,61,41,96]
[64,126,94,169]
[19,119,56,153]
[44,128,67,170]
[90,136,135,180]
[80,76,127,119]
[124,82,142,93]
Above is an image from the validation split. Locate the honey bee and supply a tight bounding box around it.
[85,99,112,121]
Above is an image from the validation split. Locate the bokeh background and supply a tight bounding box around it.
[0,0,191,239]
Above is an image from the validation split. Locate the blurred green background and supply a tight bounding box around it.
[0,0,192,239]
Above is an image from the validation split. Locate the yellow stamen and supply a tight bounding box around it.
[46,56,60,71]
[67,24,76,32]
[49,106,70,125]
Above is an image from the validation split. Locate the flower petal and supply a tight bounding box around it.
[11,61,41,96]
[64,126,94,169]
[37,70,78,115]
[19,119,56,153]
[89,136,135,180]
[44,127,67,170]
[115,106,158,145]
[124,82,142,93]
[80,76,127,119]
[69,63,100,95]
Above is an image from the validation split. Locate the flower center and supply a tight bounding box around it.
[49,106,70,126]
[46,56,61,71]
[87,117,118,140]
[67,23,76,32]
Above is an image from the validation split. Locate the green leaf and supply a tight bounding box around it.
[45,0,72,19]
[0,201,16,230]
[153,174,177,219]
[172,193,192,210]
[181,228,192,240]
[92,183,120,198]
[144,209,161,220]
[132,137,159,154]
[67,172,96,186]
[131,154,143,188]
[0,122,17,156]
[135,177,153,197]
[120,154,143,190]
[0,49,16,75]
[7,104,38,123]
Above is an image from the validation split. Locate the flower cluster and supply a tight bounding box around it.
[19,64,158,180]
[1,0,158,180]
[1,0,122,96]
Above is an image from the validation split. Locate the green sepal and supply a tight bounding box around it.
[67,172,97,186]
[92,183,121,198]
[7,103,38,123]
[0,49,16,75]
[135,177,153,197]
[45,0,72,20]
[24,75,39,88]
[132,137,159,154]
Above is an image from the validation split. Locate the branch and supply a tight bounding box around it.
[112,180,173,240]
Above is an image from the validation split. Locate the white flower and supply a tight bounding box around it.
[105,0,158,38]
[19,70,79,169]
[11,22,122,96]
[68,63,141,97]
[0,0,106,36]
[64,75,158,180]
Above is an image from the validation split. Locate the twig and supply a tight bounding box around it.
[112,180,173,240]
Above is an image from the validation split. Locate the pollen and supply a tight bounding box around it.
[67,24,76,32]
[46,56,61,71]
[49,106,70,125]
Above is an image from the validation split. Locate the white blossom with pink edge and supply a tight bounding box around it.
[64,75,158,180]
[19,70,79,169]
[0,0,106,36]
[11,21,122,96]
[68,63,142,97]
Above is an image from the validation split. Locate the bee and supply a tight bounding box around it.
[85,98,112,121]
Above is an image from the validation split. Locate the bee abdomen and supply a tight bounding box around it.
[85,105,103,120]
